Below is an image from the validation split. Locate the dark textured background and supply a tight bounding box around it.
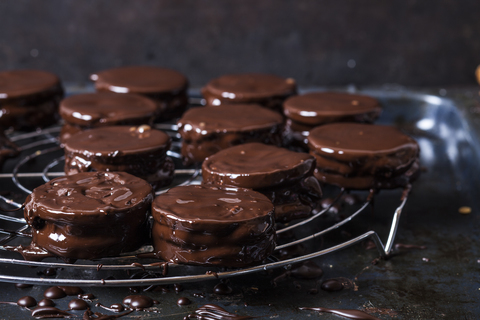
[0,0,479,87]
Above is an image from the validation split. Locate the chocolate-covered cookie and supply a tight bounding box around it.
[59,92,157,142]
[283,92,381,149]
[91,66,188,121]
[202,73,297,111]
[64,125,174,189]
[24,172,153,260]
[308,123,420,189]
[152,185,276,267]
[177,104,283,165]
[202,143,322,222]
[0,70,64,130]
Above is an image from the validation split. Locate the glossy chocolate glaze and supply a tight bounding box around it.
[0,130,19,170]
[284,92,381,125]
[308,123,420,189]
[59,92,157,142]
[64,126,174,189]
[203,143,322,222]
[202,73,297,111]
[185,304,253,320]
[300,307,381,320]
[23,171,153,260]
[152,185,276,267]
[0,70,64,130]
[92,66,188,121]
[178,105,283,165]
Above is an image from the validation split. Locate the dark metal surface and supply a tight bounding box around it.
[0,87,479,319]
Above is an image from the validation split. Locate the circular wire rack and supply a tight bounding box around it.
[0,96,410,287]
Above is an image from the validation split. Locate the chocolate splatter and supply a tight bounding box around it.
[321,279,344,292]
[68,299,89,310]
[177,297,191,305]
[185,304,253,319]
[17,296,36,308]
[44,286,66,299]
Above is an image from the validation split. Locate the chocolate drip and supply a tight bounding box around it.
[44,287,67,299]
[95,303,124,313]
[213,283,233,295]
[185,304,253,320]
[177,297,191,305]
[78,293,95,301]
[122,295,154,309]
[321,279,344,292]
[17,296,36,308]
[300,307,381,320]
[68,299,89,310]
[38,299,55,307]
[31,306,73,318]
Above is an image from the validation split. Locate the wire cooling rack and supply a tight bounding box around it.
[0,97,411,287]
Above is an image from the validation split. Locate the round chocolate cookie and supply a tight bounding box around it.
[0,70,64,130]
[202,73,297,111]
[24,172,153,260]
[177,104,283,165]
[59,92,157,142]
[308,123,420,190]
[64,125,174,189]
[202,143,322,222]
[283,92,382,149]
[91,66,189,121]
[152,185,276,267]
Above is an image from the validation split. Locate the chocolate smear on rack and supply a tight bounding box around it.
[321,279,344,292]
[68,299,89,310]
[300,307,381,320]
[31,306,73,318]
[17,296,37,308]
[206,271,219,278]
[177,297,191,305]
[44,286,67,299]
[130,262,145,271]
[122,295,155,309]
[185,304,253,319]
[38,299,55,307]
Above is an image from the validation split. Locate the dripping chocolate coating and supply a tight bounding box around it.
[0,70,64,130]
[23,171,153,260]
[202,73,297,111]
[91,66,189,121]
[152,185,276,267]
[283,92,381,149]
[64,126,174,189]
[308,123,420,190]
[202,143,322,222]
[177,104,283,165]
[59,92,157,142]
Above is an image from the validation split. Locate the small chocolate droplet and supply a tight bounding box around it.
[321,279,344,292]
[68,298,89,310]
[177,297,191,305]
[17,296,36,308]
